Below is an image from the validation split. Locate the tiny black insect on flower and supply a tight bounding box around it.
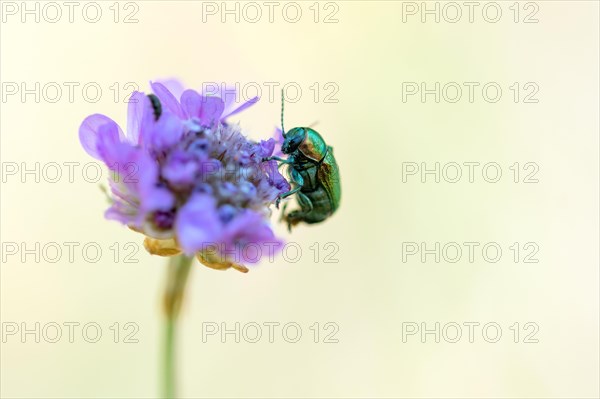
[148,94,162,121]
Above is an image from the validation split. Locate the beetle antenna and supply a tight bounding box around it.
[281,90,286,137]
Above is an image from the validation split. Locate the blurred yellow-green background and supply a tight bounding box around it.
[1,1,598,398]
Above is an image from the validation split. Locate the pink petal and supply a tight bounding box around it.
[157,79,185,100]
[198,96,225,127]
[222,96,259,120]
[79,114,124,159]
[126,91,150,145]
[150,81,184,119]
[175,194,222,255]
[180,89,202,119]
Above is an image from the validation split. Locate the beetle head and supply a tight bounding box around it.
[282,127,306,154]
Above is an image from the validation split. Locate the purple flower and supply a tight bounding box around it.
[151,80,259,124]
[79,83,290,272]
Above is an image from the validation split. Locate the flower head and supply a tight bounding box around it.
[79,82,290,272]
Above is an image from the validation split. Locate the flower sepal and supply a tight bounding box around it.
[143,236,249,273]
[144,237,182,257]
[196,251,249,273]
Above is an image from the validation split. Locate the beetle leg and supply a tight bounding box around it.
[275,168,304,209]
[295,191,314,213]
[284,192,314,232]
[280,201,289,222]
[289,167,305,187]
[262,156,293,164]
[286,217,295,232]
[276,185,301,208]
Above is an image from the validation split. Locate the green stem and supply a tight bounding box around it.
[162,254,194,399]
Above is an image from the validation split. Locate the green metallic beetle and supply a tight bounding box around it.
[264,93,341,231]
